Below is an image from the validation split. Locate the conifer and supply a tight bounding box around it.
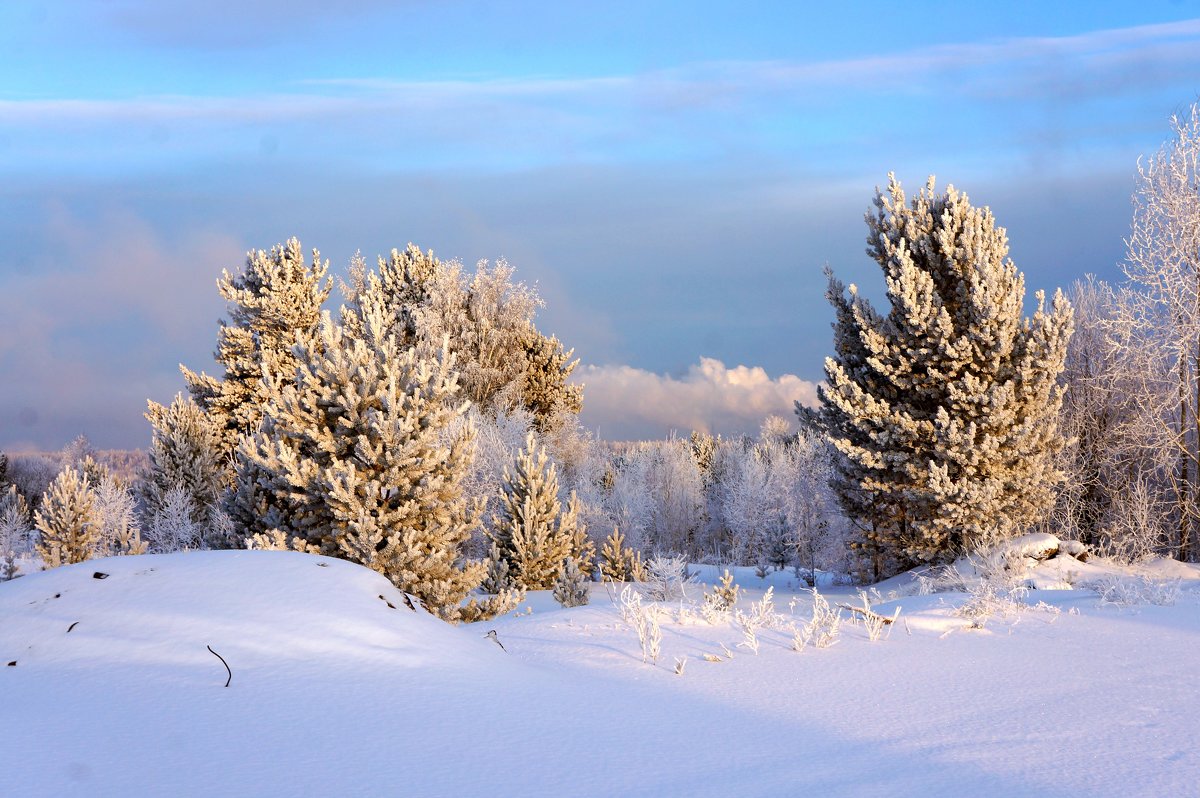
[182,238,332,454]
[228,297,498,621]
[802,175,1073,572]
[34,467,99,568]
[490,434,575,590]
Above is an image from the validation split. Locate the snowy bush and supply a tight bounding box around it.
[1094,574,1181,608]
[146,484,202,553]
[490,433,579,590]
[1,498,30,581]
[643,554,694,602]
[94,475,147,556]
[792,589,842,651]
[701,569,740,620]
[618,585,662,663]
[599,527,644,582]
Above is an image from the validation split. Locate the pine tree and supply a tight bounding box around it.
[552,558,589,608]
[801,175,1073,573]
[599,526,645,582]
[562,492,596,578]
[34,466,100,568]
[344,244,581,431]
[228,298,502,621]
[143,393,229,530]
[521,330,583,432]
[490,433,576,590]
[182,238,332,454]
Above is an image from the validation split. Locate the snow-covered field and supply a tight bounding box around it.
[3,550,1198,797]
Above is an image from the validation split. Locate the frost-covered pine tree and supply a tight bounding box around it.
[490,433,576,590]
[552,557,589,608]
[598,526,645,582]
[182,239,332,454]
[521,330,583,433]
[34,466,100,568]
[802,174,1073,573]
[228,295,508,622]
[142,393,229,530]
[343,244,581,432]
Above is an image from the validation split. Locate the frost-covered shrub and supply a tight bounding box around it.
[618,585,662,663]
[793,588,842,650]
[1094,574,1181,607]
[5,454,61,513]
[94,475,147,556]
[142,393,229,531]
[702,569,740,619]
[1,497,30,581]
[146,484,202,553]
[643,554,694,602]
[490,434,579,590]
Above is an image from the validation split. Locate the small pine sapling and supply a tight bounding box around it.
[480,540,515,594]
[552,557,590,608]
[34,466,100,569]
[599,527,645,582]
[490,433,575,590]
[704,569,740,614]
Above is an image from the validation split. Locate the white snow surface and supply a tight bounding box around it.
[3,550,1200,797]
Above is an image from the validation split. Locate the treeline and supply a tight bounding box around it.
[4,105,1199,606]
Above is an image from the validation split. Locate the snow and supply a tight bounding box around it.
[4,551,1200,796]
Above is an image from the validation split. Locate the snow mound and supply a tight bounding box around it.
[0,550,500,684]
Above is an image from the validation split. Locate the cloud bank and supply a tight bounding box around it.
[577,358,819,441]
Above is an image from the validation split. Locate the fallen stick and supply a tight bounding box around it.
[837,604,898,624]
[207,645,232,687]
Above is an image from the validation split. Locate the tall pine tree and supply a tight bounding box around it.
[801,175,1073,574]
[182,238,332,454]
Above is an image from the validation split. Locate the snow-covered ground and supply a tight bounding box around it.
[3,550,1199,797]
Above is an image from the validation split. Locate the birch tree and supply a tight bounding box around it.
[1109,105,1200,561]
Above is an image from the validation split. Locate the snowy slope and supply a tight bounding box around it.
[3,551,1199,797]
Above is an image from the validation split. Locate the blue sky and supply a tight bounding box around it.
[3,1,1200,448]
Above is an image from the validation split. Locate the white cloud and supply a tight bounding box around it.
[576,358,819,441]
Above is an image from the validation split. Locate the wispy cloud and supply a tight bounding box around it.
[577,358,818,441]
[5,18,1198,125]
